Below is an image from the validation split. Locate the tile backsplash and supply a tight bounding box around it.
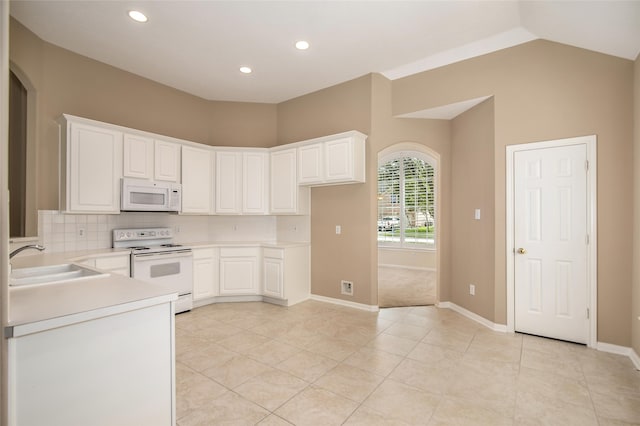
[36,210,310,254]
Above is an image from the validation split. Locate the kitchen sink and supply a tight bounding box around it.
[10,264,109,287]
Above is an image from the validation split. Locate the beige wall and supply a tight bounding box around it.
[450,98,495,321]
[277,75,374,304]
[277,74,452,306]
[633,53,640,357]
[394,40,634,346]
[10,19,638,347]
[9,18,277,213]
[369,74,452,303]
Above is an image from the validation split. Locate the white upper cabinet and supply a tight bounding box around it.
[243,151,269,214]
[215,151,242,214]
[123,134,154,179]
[123,135,181,183]
[297,131,366,186]
[59,116,123,214]
[297,143,324,185]
[60,114,368,217]
[154,140,181,182]
[181,145,213,214]
[215,150,268,215]
[270,148,309,215]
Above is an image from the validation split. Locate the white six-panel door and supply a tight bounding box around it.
[514,143,589,344]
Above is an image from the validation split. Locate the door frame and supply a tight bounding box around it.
[506,135,597,348]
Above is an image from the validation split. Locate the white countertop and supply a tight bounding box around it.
[10,248,133,270]
[187,241,309,249]
[7,240,308,337]
[8,249,176,338]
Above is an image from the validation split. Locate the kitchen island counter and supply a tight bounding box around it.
[7,250,176,337]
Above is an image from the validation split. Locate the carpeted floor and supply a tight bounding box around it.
[377,266,436,308]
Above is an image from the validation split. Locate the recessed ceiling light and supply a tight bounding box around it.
[239,66,252,74]
[295,40,310,50]
[128,10,148,23]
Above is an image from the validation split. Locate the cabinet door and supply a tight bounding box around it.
[324,137,354,182]
[192,248,218,300]
[123,134,154,179]
[263,257,283,299]
[68,122,122,213]
[270,149,297,214]
[215,151,242,214]
[154,140,180,182]
[298,143,324,185]
[243,151,268,214]
[219,256,259,295]
[181,146,212,214]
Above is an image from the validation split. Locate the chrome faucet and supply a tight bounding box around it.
[9,244,45,259]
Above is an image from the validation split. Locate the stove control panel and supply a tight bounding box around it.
[113,227,173,242]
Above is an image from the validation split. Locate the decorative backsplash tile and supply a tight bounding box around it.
[35,210,309,254]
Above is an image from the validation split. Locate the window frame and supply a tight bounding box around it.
[377,150,437,250]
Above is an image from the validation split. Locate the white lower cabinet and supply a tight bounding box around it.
[219,247,260,295]
[190,244,309,305]
[263,253,284,299]
[192,247,219,300]
[8,303,174,426]
[262,246,310,305]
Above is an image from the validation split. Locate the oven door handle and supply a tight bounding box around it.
[133,250,192,261]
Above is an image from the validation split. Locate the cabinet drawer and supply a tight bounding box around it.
[193,248,217,260]
[95,256,129,270]
[263,248,284,259]
[220,247,259,257]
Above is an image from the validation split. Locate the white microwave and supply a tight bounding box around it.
[121,178,182,212]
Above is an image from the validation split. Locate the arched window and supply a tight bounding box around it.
[377,152,436,248]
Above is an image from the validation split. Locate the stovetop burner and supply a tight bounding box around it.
[113,227,189,253]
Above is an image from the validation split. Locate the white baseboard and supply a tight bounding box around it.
[597,342,640,370]
[438,302,640,369]
[437,301,507,332]
[378,264,436,272]
[310,294,379,312]
[630,348,640,370]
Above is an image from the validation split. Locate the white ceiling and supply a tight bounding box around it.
[10,1,640,104]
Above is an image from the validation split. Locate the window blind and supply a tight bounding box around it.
[377,155,435,248]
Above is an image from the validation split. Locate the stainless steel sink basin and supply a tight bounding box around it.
[10,264,109,287]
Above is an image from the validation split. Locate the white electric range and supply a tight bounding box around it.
[113,227,193,313]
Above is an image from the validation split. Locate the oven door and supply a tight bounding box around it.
[131,250,193,312]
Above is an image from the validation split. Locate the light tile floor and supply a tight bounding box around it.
[378,267,436,308]
[175,301,640,425]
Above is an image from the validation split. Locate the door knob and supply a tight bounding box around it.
[517,248,527,254]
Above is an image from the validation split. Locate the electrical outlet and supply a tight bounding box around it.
[469,284,476,296]
[78,227,85,237]
[335,225,341,235]
[341,280,353,296]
